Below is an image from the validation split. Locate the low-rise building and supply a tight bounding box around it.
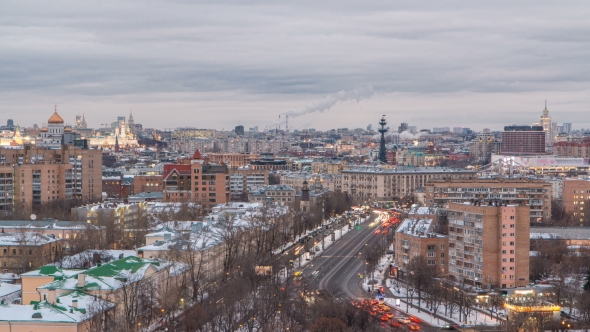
[0,232,63,274]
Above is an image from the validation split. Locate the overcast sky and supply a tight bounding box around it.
[1,1,589,131]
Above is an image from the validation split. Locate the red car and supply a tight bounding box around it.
[409,323,421,330]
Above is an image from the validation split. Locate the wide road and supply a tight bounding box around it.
[301,212,451,332]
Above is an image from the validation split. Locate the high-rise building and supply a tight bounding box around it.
[563,123,572,134]
[447,202,530,288]
[539,101,553,144]
[127,111,135,134]
[501,125,546,155]
[235,125,245,136]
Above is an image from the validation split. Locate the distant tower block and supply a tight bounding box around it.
[378,115,388,163]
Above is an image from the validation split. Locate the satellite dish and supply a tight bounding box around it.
[30,214,37,220]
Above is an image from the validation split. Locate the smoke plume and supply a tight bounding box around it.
[282,86,375,118]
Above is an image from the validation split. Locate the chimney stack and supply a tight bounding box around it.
[72,299,78,308]
[77,273,86,288]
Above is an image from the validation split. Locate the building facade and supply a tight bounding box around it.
[394,217,448,276]
[342,166,476,202]
[447,203,530,288]
[562,178,590,224]
[501,126,546,155]
[425,178,552,223]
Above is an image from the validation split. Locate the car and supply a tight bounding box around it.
[382,230,389,235]
[409,324,421,330]
[374,229,381,234]
[397,316,411,324]
[438,326,458,330]
[385,313,394,319]
[391,321,401,327]
[380,315,390,321]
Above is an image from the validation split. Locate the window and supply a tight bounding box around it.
[427,252,436,257]
[510,250,514,254]
[510,258,514,262]
[502,233,506,237]
[510,233,515,237]
[440,253,445,258]
[440,245,445,250]
[510,216,515,219]
[502,250,506,254]
[502,258,507,262]
[510,224,515,228]
[427,260,436,265]
[510,241,515,246]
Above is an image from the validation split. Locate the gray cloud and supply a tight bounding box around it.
[0,0,589,130]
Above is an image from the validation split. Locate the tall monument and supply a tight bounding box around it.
[378,115,388,163]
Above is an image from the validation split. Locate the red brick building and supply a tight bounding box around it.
[162,150,230,208]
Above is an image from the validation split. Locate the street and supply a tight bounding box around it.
[300,212,456,332]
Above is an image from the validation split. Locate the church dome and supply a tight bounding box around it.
[64,126,72,132]
[40,125,48,132]
[48,111,64,124]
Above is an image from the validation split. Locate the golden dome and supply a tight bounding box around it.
[41,125,48,132]
[48,111,64,124]
[64,126,72,132]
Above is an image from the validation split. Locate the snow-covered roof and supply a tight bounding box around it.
[38,256,178,292]
[409,206,438,215]
[0,291,114,323]
[0,282,20,299]
[0,219,97,230]
[0,232,61,246]
[396,218,445,238]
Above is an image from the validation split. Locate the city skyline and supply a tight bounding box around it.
[2,1,589,130]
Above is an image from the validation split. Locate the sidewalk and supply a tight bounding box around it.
[385,279,502,327]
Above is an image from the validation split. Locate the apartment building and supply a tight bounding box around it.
[133,174,163,193]
[279,172,341,192]
[248,185,296,206]
[425,178,552,223]
[0,145,102,207]
[162,154,230,208]
[228,168,268,200]
[71,202,148,248]
[0,171,12,213]
[554,138,590,158]
[394,217,448,276]
[562,178,590,223]
[447,202,530,288]
[342,166,476,202]
[0,232,63,273]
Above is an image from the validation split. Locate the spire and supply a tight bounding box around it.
[545,100,547,109]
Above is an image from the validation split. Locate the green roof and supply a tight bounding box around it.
[39,266,62,276]
[86,256,151,278]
